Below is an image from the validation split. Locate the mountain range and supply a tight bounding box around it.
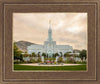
[15,41,37,52]
[15,40,80,53]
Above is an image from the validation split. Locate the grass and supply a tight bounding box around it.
[14,64,86,71]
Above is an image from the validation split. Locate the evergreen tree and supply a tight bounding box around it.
[79,49,87,60]
[32,52,36,57]
[42,53,46,57]
[14,42,23,60]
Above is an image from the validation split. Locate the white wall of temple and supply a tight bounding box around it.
[27,41,73,55]
[27,45,44,54]
[27,47,73,56]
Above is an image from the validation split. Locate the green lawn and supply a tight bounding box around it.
[14,64,87,71]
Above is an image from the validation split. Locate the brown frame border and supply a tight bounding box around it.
[0,0,99,84]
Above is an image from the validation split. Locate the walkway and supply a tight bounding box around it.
[20,63,83,66]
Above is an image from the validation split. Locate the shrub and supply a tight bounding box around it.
[14,60,20,64]
[48,58,52,61]
[52,57,55,62]
[54,62,57,64]
[57,57,64,63]
[14,60,24,64]
[30,59,35,63]
[37,58,42,63]
[76,61,86,64]
[66,58,76,63]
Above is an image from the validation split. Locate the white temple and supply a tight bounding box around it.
[27,21,73,57]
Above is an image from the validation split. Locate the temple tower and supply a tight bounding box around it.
[48,20,53,41]
[47,20,53,58]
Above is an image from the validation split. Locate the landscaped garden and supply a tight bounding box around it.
[13,42,87,71]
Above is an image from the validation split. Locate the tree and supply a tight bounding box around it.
[60,52,63,57]
[64,52,71,57]
[42,53,46,57]
[37,52,40,57]
[14,42,23,61]
[32,52,36,57]
[79,50,87,60]
[54,53,59,57]
[23,53,29,57]
[20,54,23,61]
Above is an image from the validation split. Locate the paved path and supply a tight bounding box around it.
[20,63,83,66]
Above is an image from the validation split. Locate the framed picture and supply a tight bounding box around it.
[0,0,99,84]
[13,12,87,71]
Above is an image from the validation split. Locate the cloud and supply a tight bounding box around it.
[13,13,87,50]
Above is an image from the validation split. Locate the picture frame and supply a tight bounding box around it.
[0,0,99,84]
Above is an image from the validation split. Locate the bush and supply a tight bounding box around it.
[48,58,52,61]
[66,58,76,64]
[52,57,55,62]
[14,60,24,64]
[57,57,64,63]
[76,61,86,64]
[37,58,42,63]
[30,59,35,63]
[54,62,57,64]
[14,61,20,64]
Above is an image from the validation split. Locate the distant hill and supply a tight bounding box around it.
[73,49,80,53]
[15,41,37,52]
[15,41,81,53]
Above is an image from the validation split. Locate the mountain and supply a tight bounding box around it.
[73,49,80,53]
[15,41,81,53]
[15,41,37,52]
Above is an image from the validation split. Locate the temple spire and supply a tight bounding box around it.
[48,20,52,41]
[49,20,51,29]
